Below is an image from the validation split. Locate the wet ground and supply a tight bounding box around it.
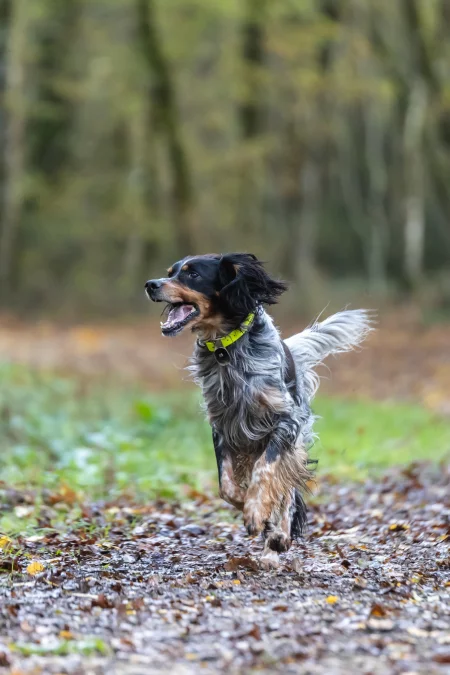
[1,464,449,674]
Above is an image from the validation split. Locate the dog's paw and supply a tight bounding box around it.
[266,531,291,553]
[260,550,280,570]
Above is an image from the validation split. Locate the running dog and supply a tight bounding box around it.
[146,253,373,567]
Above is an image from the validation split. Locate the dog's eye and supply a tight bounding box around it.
[188,270,200,279]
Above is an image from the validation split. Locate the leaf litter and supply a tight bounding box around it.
[0,463,449,674]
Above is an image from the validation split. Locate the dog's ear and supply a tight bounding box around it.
[218,253,255,288]
[218,253,287,315]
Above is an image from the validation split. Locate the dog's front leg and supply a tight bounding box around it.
[213,428,245,510]
[243,416,299,537]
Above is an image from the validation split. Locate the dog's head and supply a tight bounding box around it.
[145,253,287,338]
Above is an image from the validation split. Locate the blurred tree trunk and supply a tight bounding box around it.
[296,160,320,295]
[400,0,433,287]
[236,0,266,239]
[0,0,11,215]
[137,0,195,256]
[0,0,27,298]
[280,124,303,281]
[121,104,148,294]
[403,80,427,287]
[30,0,80,180]
[278,122,320,311]
[366,115,389,294]
[240,0,265,139]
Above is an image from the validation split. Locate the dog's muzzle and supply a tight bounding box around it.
[145,279,164,302]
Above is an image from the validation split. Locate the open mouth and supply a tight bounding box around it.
[160,303,199,336]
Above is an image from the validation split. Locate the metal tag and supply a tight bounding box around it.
[214,347,231,366]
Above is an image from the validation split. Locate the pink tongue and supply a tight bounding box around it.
[166,304,194,327]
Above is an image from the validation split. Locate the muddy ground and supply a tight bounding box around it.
[1,464,449,674]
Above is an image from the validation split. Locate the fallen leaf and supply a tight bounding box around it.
[0,650,10,667]
[224,556,258,572]
[26,561,44,575]
[49,483,78,505]
[91,594,114,609]
[59,630,74,640]
[432,652,450,664]
[388,523,409,532]
[326,596,339,604]
[370,603,388,618]
[247,625,261,640]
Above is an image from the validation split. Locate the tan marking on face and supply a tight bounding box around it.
[167,266,173,275]
[157,280,187,304]
[158,279,227,338]
[170,285,228,339]
[182,264,189,271]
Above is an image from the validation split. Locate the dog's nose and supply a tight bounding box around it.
[145,279,162,292]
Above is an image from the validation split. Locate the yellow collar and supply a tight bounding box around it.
[203,311,255,353]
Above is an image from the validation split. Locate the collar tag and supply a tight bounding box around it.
[214,346,231,366]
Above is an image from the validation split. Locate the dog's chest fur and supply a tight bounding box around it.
[188,312,312,454]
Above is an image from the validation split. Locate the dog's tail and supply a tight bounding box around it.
[284,309,374,402]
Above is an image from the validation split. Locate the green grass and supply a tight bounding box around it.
[11,637,109,657]
[1,363,449,506]
[314,398,450,476]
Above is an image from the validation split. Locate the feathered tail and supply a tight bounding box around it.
[284,309,375,402]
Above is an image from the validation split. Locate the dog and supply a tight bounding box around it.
[146,253,373,568]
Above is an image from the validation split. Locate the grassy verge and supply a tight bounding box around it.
[1,363,449,510]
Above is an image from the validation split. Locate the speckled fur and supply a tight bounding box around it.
[188,307,373,556]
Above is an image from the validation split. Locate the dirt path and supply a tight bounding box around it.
[1,310,450,413]
[1,464,449,674]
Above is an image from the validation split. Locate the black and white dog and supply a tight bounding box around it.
[146,253,372,567]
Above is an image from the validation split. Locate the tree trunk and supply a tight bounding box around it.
[240,0,266,139]
[403,80,427,287]
[30,0,80,180]
[296,161,320,299]
[0,0,27,298]
[121,105,147,295]
[0,0,11,215]
[136,0,195,256]
[235,0,266,239]
[365,99,389,294]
